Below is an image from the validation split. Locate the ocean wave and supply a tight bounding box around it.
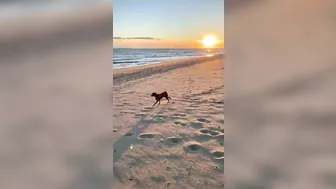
[113,49,224,68]
[113,60,139,64]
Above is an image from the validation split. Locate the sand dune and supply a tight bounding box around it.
[113,55,225,188]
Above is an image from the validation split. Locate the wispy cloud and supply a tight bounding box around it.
[113,37,162,40]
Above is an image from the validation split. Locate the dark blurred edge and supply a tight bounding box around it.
[225,0,264,13]
[0,5,112,57]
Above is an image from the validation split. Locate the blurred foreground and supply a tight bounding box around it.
[226,0,336,188]
[0,1,113,189]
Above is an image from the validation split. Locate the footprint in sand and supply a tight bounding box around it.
[120,110,135,114]
[194,128,223,143]
[215,133,224,145]
[164,136,183,146]
[185,108,195,112]
[134,113,146,118]
[153,114,168,121]
[140,107,152,112]
[212,126,224,133]
[172,113,187,118]
[173,120,187,127]
[189,104,199,108]
[195,133,214,143]
[196,118,211,123]
[150,176,166,183]
[124,132,133,137]
[211,150,224,160]
[190,121,204,129]
[183,141,204,153]
[167,108,175,111]
[138,132,156,139]
[215,105,224,109]
[199,128,220,137]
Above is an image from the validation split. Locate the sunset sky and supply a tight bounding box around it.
[113,0,224,49]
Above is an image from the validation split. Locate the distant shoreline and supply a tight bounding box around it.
[113,48,225,69]
[113,54,224,84]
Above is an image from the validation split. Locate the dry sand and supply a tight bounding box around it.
[113,55,225,188]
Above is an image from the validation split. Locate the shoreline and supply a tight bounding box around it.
[113,55,206,70]
[113,54,224,84]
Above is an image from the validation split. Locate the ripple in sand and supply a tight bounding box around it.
[138,132,155,139]
[211,150,224,159]
[184,141,203,152]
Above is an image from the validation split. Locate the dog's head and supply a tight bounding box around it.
[151,92,157,97]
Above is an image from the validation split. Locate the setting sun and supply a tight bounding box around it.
[201,35,218,48]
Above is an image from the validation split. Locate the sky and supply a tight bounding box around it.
[113,0,224,49]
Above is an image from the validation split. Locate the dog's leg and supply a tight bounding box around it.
[153,100,158,106]
[158,100,161,105]
[165,96,170,102]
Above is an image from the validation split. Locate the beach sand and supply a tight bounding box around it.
[113,55,225,188]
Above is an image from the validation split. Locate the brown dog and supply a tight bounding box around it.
[151,91,171,106]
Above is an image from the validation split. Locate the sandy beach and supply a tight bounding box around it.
[113,55,225,188]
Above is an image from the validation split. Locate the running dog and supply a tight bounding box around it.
[151,91,171,106]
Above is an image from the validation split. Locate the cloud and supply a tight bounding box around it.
[113,37,162,40]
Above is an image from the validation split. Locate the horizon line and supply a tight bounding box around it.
[113,47,225,49]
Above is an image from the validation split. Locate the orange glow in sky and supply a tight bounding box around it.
[113,37,224,49]
[200,35,219,48]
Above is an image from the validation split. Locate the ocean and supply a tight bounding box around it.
[113,48,225,69]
